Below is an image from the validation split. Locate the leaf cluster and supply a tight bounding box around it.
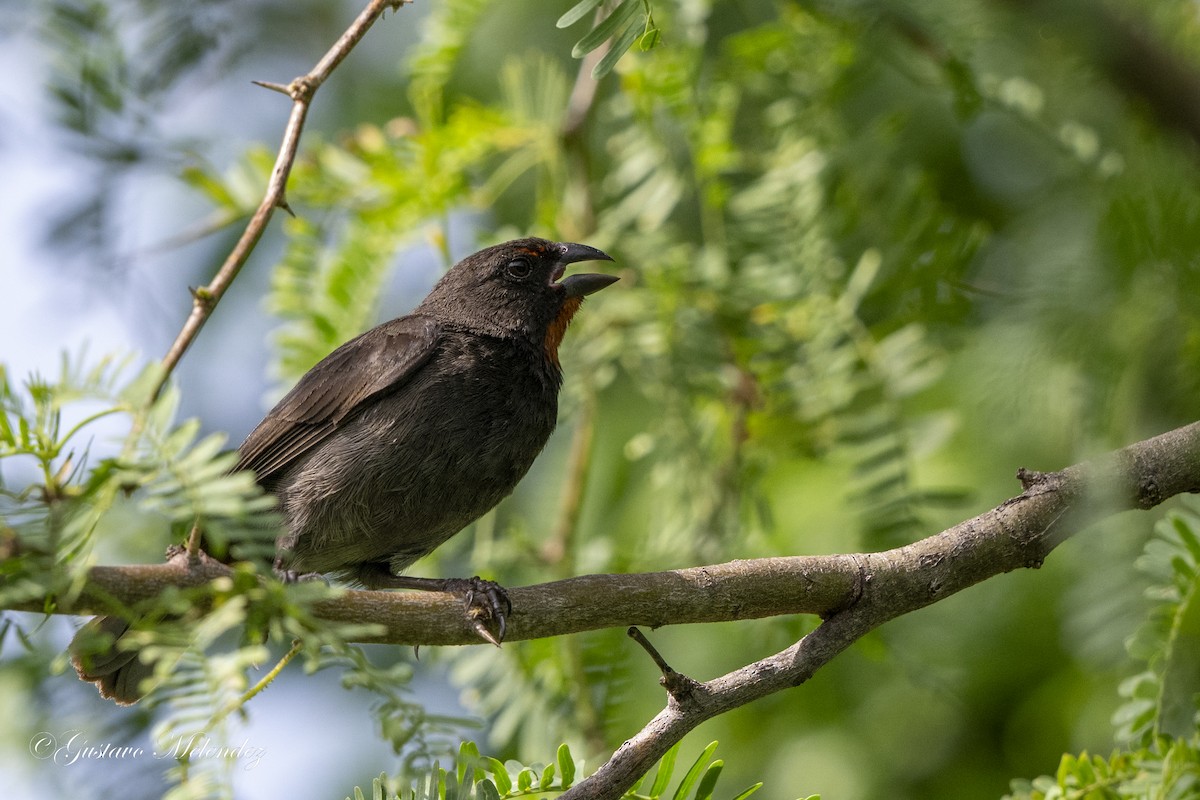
[1007,505,1200,799]
[348,740,776,800]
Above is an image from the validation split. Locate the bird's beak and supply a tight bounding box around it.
[554,242,619,298]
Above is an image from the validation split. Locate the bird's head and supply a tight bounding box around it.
[418,238,617,354]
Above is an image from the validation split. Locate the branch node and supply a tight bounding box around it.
[1137,475,1163,509]
[189,285,215,307]
[627,627,702,704]
[165,543,188,565]
[166,541,226,578]
[287,77,317,103]
[1017,466,1055,492]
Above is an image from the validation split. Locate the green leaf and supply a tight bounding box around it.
[571,0,640,58]
[180,165,238,209]
[457,740,479,787]
[482,757,511,795]
[591,15,643,79]
[557,0,604,29]
[649,742,679,798]
[693,761,722,800]
[728,783,764,800]
[558,743,576,788]
[639,22,661,52]
[672,741,719,800]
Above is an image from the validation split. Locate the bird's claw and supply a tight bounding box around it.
[451,576,511,646]
[470,618,502,648]
[274,566,329,585]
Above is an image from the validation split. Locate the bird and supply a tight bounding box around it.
[70,237,617,704]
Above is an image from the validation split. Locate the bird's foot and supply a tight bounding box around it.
[356,567,511,646]
[273,558,328,584]
[440,576,512,647]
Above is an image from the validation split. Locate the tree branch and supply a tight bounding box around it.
[562,421,1200,799]
[150,0,411,404]
[20,552,864,644]
[8,421,1199,796]
[21,420,1195,641]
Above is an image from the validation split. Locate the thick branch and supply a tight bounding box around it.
[16,555,862,644]
[18,421,1197,644]
[151,0,409,403]
[559,421,1200,799]
[5,422,1199,796]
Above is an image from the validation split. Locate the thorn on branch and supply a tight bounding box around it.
[251,77,316,102]
[185,522,203,562]
[627,627,702,705]
[251,80,291,96]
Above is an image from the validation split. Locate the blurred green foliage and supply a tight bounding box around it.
[343,740,770,800]
[6,0,1200,797]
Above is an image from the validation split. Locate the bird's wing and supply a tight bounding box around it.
[235,314,442,483]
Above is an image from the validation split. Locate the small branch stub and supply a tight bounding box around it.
[1017,467,1041,491]
[628,626,702,705]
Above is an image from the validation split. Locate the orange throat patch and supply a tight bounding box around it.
[544,296,584,367]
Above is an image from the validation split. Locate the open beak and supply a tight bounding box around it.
[553,242,619,298]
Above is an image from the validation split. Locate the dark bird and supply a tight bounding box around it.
[71,237,617,704]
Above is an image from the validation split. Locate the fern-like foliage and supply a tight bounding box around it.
[1005,739,1200,800]
[346,740,781,800]
[0,354,274,605]
[1006,504,1200,798]
[1115,507,1200,745]
[1,352,349,797]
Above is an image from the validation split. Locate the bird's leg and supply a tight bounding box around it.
[355,564,512,647]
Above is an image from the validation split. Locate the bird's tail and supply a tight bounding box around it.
[69,615,154,705]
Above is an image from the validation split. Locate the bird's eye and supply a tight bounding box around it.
[505,257,533,280]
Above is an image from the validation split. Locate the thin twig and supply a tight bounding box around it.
[178,637,304,779]
[225,639,303,718]
[149,0,410,404]
[628,627,702,704]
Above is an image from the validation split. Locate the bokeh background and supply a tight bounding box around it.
[3,0,1200,798]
